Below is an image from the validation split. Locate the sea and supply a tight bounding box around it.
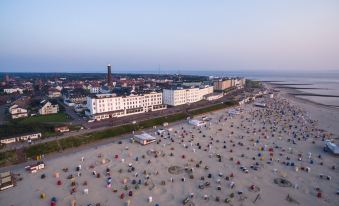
[182,70,339,107]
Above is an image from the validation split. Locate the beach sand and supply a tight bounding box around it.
[1,92,338,206]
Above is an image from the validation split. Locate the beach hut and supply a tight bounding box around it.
[133,133,157,145]
[0,171,14,191]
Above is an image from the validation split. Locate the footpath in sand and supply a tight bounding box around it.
[1,94,338,206]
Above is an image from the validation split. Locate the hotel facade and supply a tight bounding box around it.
[86,92,166,120]
[162,85,214,106]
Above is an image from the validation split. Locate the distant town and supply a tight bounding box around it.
[0,65,260,149]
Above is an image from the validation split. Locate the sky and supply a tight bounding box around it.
[0,0,339,73]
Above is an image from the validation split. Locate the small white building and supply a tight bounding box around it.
[133,133,157,145]
[188,119,206,127]
[17,133,42,142]
[0,137,16,144]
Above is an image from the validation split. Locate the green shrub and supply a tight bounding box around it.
[0,150,17,167]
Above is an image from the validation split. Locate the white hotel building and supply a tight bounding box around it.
[163,85,214,106]
[86,92,166,120]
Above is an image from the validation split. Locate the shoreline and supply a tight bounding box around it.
[265,83,339,136]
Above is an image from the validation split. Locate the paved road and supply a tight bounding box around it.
[57,99,86,126]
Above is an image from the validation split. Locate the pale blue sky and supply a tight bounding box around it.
[0,0,339,73]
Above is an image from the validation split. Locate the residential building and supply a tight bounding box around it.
[48,88,62,98]
[234,78,246,88]
[39,101,59,115]
[182,82,202,87]
[213,79,232,91]
[8,104,28,119]
[213,78,246,91]
[4,88,23,94]
[66,94,87,104]
[86,92,166,120]
[99,86,111,94]
[162,85,213,106]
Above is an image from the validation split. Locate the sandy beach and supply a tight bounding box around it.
[1,90,338,206]
[273,85,339,136]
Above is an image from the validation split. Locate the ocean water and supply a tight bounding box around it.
[258,76,339,107]
[183,70,339,107]
[248,73,339,107]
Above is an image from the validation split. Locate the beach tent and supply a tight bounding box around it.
[133,133,156,145]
